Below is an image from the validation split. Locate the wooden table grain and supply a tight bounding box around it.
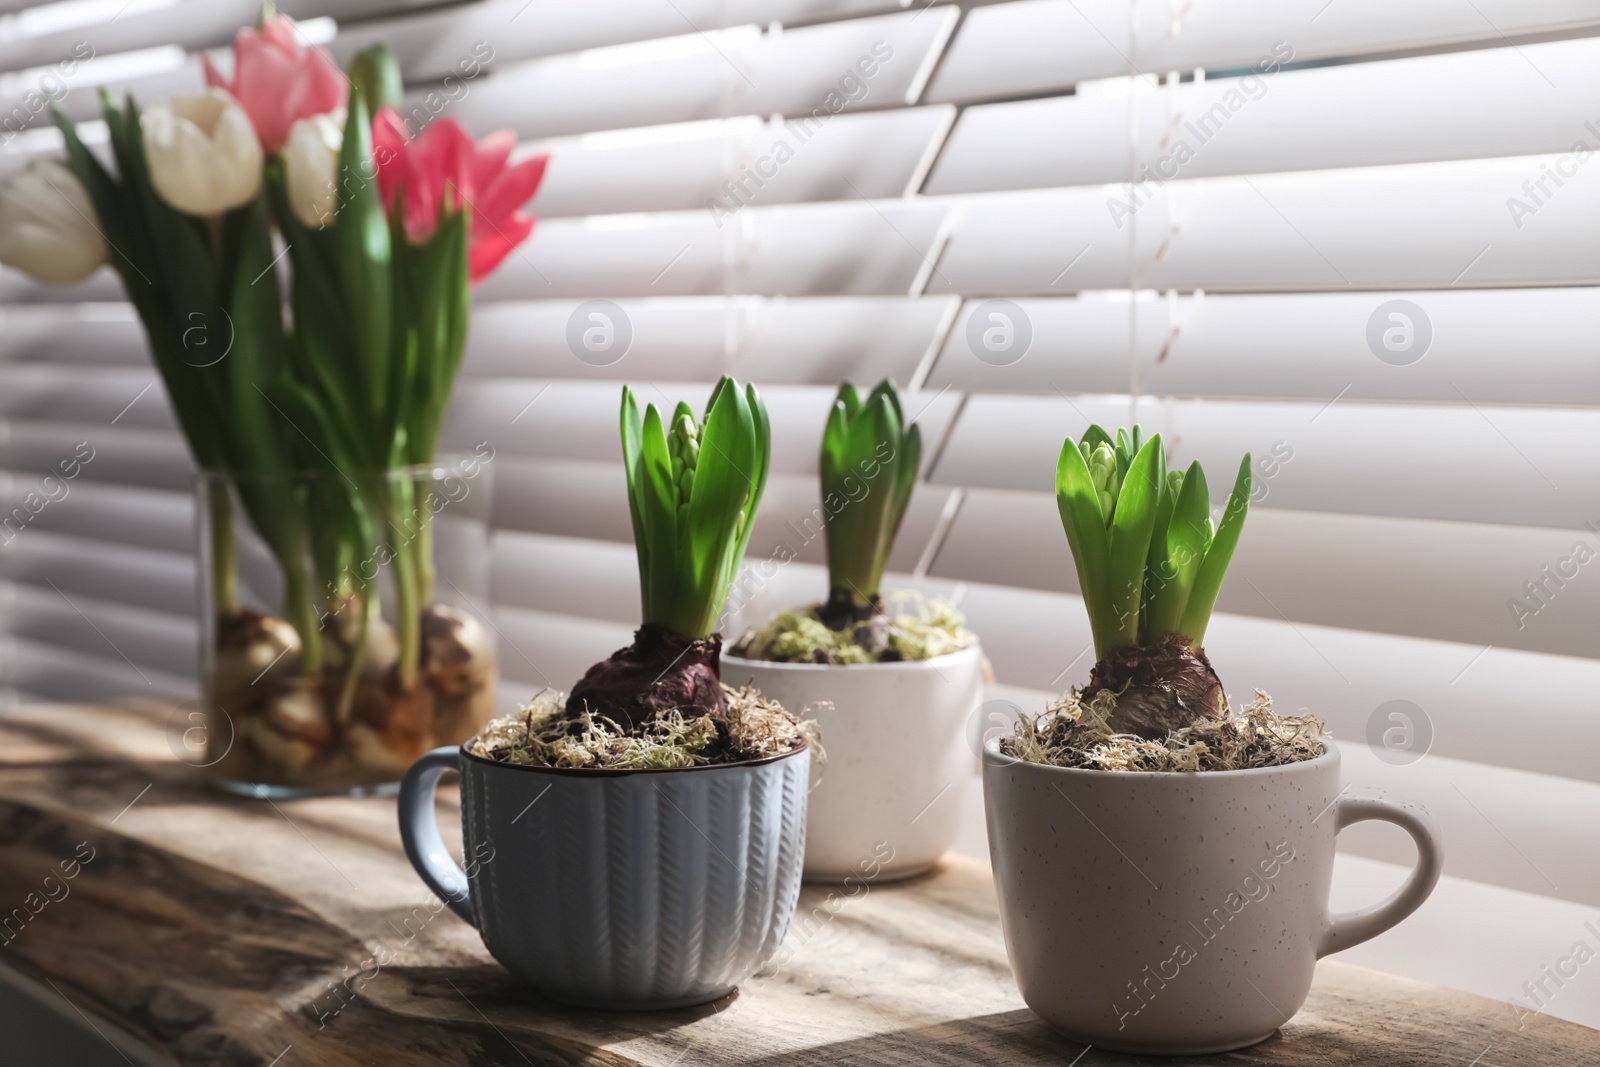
[0,702,1593,1067]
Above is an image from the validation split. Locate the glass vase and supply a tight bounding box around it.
[195,455,496,796]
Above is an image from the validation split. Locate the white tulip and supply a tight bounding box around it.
[0,160,107,284]
[141,88,262,216]
[282,109,344,229]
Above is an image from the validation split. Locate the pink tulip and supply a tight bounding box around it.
[203,14,346,154]
[372,108,547,284]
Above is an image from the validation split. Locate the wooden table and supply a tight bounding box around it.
[0,702,1594,1067]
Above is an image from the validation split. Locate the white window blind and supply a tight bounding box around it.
[0,0,1595,1026]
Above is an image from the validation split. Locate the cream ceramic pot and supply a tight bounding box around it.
[724,643,983,882]
[982,741,1442,1055]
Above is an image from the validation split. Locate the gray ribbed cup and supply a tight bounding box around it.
[400,743,809,1009]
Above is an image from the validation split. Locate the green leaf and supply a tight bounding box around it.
[625,379,769,640]
[335,87,393,442]
[733,381,771,567]
[1080,424,1113,458]
[224,194,308,568]
[636,403,680,627]
[685,377,756,633]
[348,44,404,115]
[621,387,646,571]
[398,206,471,465]
[886,419,921,556]
[269,165,368,455]
[820,399,850,486]
[53,102,225,474]
[1105,434,1163,649]
[1179,453,1252,646]
[1140,461,1176,635]
[224,194,291,470]
[818,380,920,605]
[836,381,862,421]
[269,379,361,476]
[866,378,903,424]
[95,97,241,474]
[1055,436,1113,658]
[1145,459,1212,639]
[854,393,902,594]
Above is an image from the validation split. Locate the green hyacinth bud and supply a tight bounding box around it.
[1087,442,1121,523]
[1167,469,1184,497]
[668,413,700,505]
[1088,442,1116,489]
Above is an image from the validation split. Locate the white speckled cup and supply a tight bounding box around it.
[982,742,1441,1055]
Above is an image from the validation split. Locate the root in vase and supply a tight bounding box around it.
[207,603,498,788]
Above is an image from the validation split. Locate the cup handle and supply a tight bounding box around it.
[1317,788,1443,957]
[398,746,476,926]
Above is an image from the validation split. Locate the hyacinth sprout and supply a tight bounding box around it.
[818,380,920,627]
[1055,425,1252,738]
[568,377,770,729]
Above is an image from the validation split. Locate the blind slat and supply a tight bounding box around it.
[927,290,1600,406]
[928,37,1600,195]
[933,394,1593,529]
[0,304,145,363]
[328,0,926,83]
[526,106,954,218]
[0,531,193,616]
[0,473,189,553]
[463,295,954,385]
[927,0,1600,103]
[0,636,191,702]
[493,603,630,695]
[0,367,164,427]
[438,9,959,141]
[474,199,948,300]
[2,581,195,677]
[0,421,189,491]
[930,154,1600,295]
[0,0,440,77]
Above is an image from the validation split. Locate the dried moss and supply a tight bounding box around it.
[1002,688,1327,772]
[470,685,820,770]
[733,592,977,665]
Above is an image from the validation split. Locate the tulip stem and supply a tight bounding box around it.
[381,476,423,690]
[282,540,322,676]
[208,481,238,615]
[205,214,223,259]
[334,591,374,725]
[414,515,435,607]
[392,542,421,690]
